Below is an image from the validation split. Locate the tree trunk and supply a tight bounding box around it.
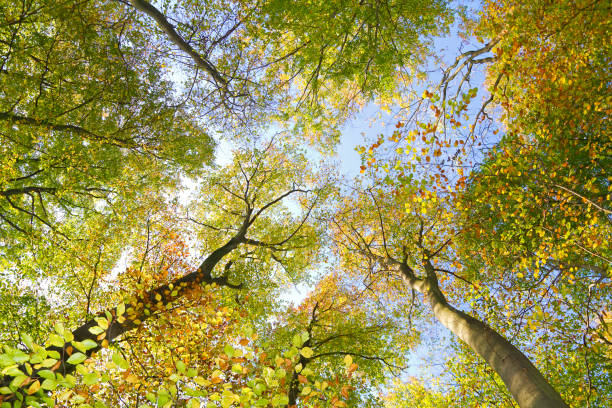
[399,262,568,408]
[0,230,245,402]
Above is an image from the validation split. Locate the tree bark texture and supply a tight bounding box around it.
[399,262,569,408]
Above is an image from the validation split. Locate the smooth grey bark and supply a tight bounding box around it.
[398,261,569,408]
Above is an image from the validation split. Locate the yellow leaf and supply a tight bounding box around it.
[300,347,314,359]
[194,376,210,387]
[125,374,139,384]
[27,380,40,395]
[95,317,108,330]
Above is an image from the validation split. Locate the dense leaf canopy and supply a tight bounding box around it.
[0,0,609,407]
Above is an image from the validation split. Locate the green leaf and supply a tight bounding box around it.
[254,382,266,396]
[73,341,86,353]
[38,370,56,380]
[21,334,34,350]
[88,326,104,335]
[82,372,99,385]
[54,322,65,336]
[146,392,156,403]
[157,389,171,407]
[64,374,77,388]
[48,334,65,348]
[11,352,29,364]
[292,334,303,348]
[66,353,87,365]
[62,330,74,343]
[275,368,286,378]
[223,344,234,358]
[81,339,98,350]
[112,352,128,370]
[2,366,22,376]
[40,358,57,368]
[10,375,27,388]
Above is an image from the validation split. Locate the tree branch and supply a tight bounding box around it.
[129,0,227,87]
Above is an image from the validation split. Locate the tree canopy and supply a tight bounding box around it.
[0,0,609,407]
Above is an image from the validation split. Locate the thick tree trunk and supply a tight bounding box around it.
[399,262,568,408]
